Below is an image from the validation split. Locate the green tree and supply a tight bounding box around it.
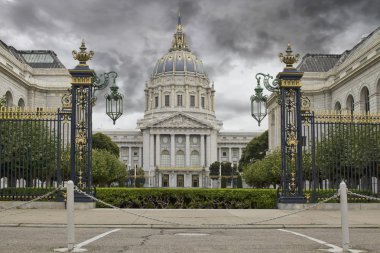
[315,124,380,188]
[239,131,268,172]
[92,149,127,187]
[243,149,281,188]
[0,121,58,187]
[92,132,120,157]
[0,95,6,107]
[128,168,146,188]
[209,161,233,177]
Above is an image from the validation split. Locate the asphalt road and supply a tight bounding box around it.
[0,227,378,253]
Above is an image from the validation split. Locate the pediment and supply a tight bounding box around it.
[152,113,210,129]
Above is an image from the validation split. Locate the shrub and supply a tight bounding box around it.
[95,188,277,209]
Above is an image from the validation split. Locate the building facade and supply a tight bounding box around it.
[268,27,380,150]
[0,40,70,108]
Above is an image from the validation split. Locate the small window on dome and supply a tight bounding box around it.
[157,61,164,74]
[186,58,194,72]
[165,57,173,72]
[176,55,184,71]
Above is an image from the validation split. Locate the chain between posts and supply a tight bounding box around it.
[74,185,340,228]
[0,185,63,213]
[347,191,380,202]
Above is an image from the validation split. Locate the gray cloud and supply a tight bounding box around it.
[0,0,379,130]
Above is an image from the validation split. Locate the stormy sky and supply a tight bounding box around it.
[0,0,379,131]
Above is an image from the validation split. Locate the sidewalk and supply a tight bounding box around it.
[0,208,379,228]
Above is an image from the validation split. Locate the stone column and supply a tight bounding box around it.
[218,147,221,162]
[128,146,132,167]
[239,147,242,165]
[149,134,154,168]
[142,130,150,170]
[139,147,142,167]
[158,86,162,108]
[200,135,205,167]
[229,148,232,163]
[206,135,211,166]
[185,85,189,108]
[210,130,218,165]
[171,85,175,108]
[185,134,190,167]
[171,134,175,166]
[197,87,201,108]
[156,134,160,167]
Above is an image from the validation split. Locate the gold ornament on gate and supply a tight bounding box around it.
[279,43,300,68]
[72,39,94,66]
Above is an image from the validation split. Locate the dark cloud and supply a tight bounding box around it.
[0,0,378,129]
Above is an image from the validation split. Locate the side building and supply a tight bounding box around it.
[0,40,70,107]
[268,26,380,150]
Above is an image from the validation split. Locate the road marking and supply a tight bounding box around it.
[75,229,121,250]
[54,229,121,252]
[175,233,209,236]
[278,229,366,253]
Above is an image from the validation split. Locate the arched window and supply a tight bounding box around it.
[190,150,200,166]
[160,150,170,167]
[360,87,370,113]
[334,101,341,111]
[346,95,354,115]
[5,91,13,107]
[175,150,185,167]
[18,98,25,108]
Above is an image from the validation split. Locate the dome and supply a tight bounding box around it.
[152,51,205,77]
[151,13,207,78]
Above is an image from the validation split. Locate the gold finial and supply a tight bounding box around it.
[169,11,190,52]
[72,39,94,66]
[279,43,300,68]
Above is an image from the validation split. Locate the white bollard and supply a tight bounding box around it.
[339,181,350,252]
[67,180,75,251]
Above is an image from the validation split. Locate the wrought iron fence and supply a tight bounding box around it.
[0,107,70,200]
[302,110,380,202]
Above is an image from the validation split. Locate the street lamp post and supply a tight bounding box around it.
[251,44,305,203]
[68,40,124,198]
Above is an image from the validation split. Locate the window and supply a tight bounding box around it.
[175,150,185,167]
[165,95,170,107]
[162,174,169,187]
[222,151,227,157]
[177,94,183,106]
[232,149,238,157]
[346,95,354,115]
[190,95,195,107]
[201,97,205,108]
[161,150,170,167]
[177,174,184,187]
[190,150,200,166]
[360,87,370,113]
[133,151,138,156]
[192,175,199,188]
[155,96,159,108]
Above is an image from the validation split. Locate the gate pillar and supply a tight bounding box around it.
[277,44,305,203]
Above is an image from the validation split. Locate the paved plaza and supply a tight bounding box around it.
[0,208,380,252]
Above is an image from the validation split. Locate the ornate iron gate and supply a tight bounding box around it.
[302,110,380,202]
[0,107,71,200]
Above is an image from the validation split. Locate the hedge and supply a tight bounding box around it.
[95,188,277,209]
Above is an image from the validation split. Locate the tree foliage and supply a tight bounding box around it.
[92,149,127,187]
[209,161,234,177]
[315,124,380,188]
[239,131,268,171]
[127,168,146,188]
[92,132,120,157]
[0,121,58,187]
